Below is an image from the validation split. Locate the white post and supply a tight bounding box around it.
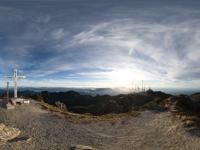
[7,81,9,100]
[14,69,18,99]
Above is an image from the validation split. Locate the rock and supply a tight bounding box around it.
[71,144,96,150]
[55,101,67,110]
[26,137,32,142]
[0,123,20,145]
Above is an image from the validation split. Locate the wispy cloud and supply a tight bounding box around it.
[0,1,199,88]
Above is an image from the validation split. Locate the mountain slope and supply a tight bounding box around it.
[0,100,200,150]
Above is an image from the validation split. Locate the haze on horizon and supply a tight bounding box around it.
[0,0,199,90]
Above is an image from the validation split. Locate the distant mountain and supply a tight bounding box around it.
[21,90,173,115]
[3,87,123,96]
[0,87,199,97]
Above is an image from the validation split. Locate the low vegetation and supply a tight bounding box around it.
[20,89,170,114]
[39,101,140,123]
[162,94,200,129]
[18,90,200,128]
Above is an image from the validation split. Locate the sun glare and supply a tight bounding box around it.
[108,69,148,86]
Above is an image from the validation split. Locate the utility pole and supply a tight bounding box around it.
[7,81,9,101]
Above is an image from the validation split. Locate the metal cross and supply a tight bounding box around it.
[8,69,26,99]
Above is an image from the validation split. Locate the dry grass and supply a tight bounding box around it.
[173,111,200,128]
[39,102,140,123]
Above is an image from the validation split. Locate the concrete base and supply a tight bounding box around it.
[6,103,15,110]
[10,98,30,105]
[3,98,30,110]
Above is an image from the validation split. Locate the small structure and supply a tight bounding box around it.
[10,98,26,105]
[23,99,30,104]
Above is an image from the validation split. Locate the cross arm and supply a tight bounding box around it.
[7,76,14,79]
[17,76,26,79]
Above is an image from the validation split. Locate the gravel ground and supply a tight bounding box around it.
[0,100,200,150]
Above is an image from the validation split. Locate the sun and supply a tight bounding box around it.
[108,69,148,87]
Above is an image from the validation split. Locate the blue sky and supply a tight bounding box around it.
[0,0,200,89]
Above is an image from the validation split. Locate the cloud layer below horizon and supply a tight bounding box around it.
[0,0,200,89]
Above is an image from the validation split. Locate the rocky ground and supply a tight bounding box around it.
[0,100,200,150]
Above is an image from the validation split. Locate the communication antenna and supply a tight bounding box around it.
[140,80,144,92]
[7,67,26,99]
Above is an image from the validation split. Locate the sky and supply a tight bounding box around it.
[0,0,200,89]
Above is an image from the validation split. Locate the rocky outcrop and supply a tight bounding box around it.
[0,123,20,145]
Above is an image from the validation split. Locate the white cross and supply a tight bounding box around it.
[8,69,26,99]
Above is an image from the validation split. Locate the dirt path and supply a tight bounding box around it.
[0,100,199,150]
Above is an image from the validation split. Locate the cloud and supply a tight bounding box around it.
[0,1,199,88]
[69,15,200,83]
[51,28,66,40]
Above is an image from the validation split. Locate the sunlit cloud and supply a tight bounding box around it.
[0,1,199,89]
